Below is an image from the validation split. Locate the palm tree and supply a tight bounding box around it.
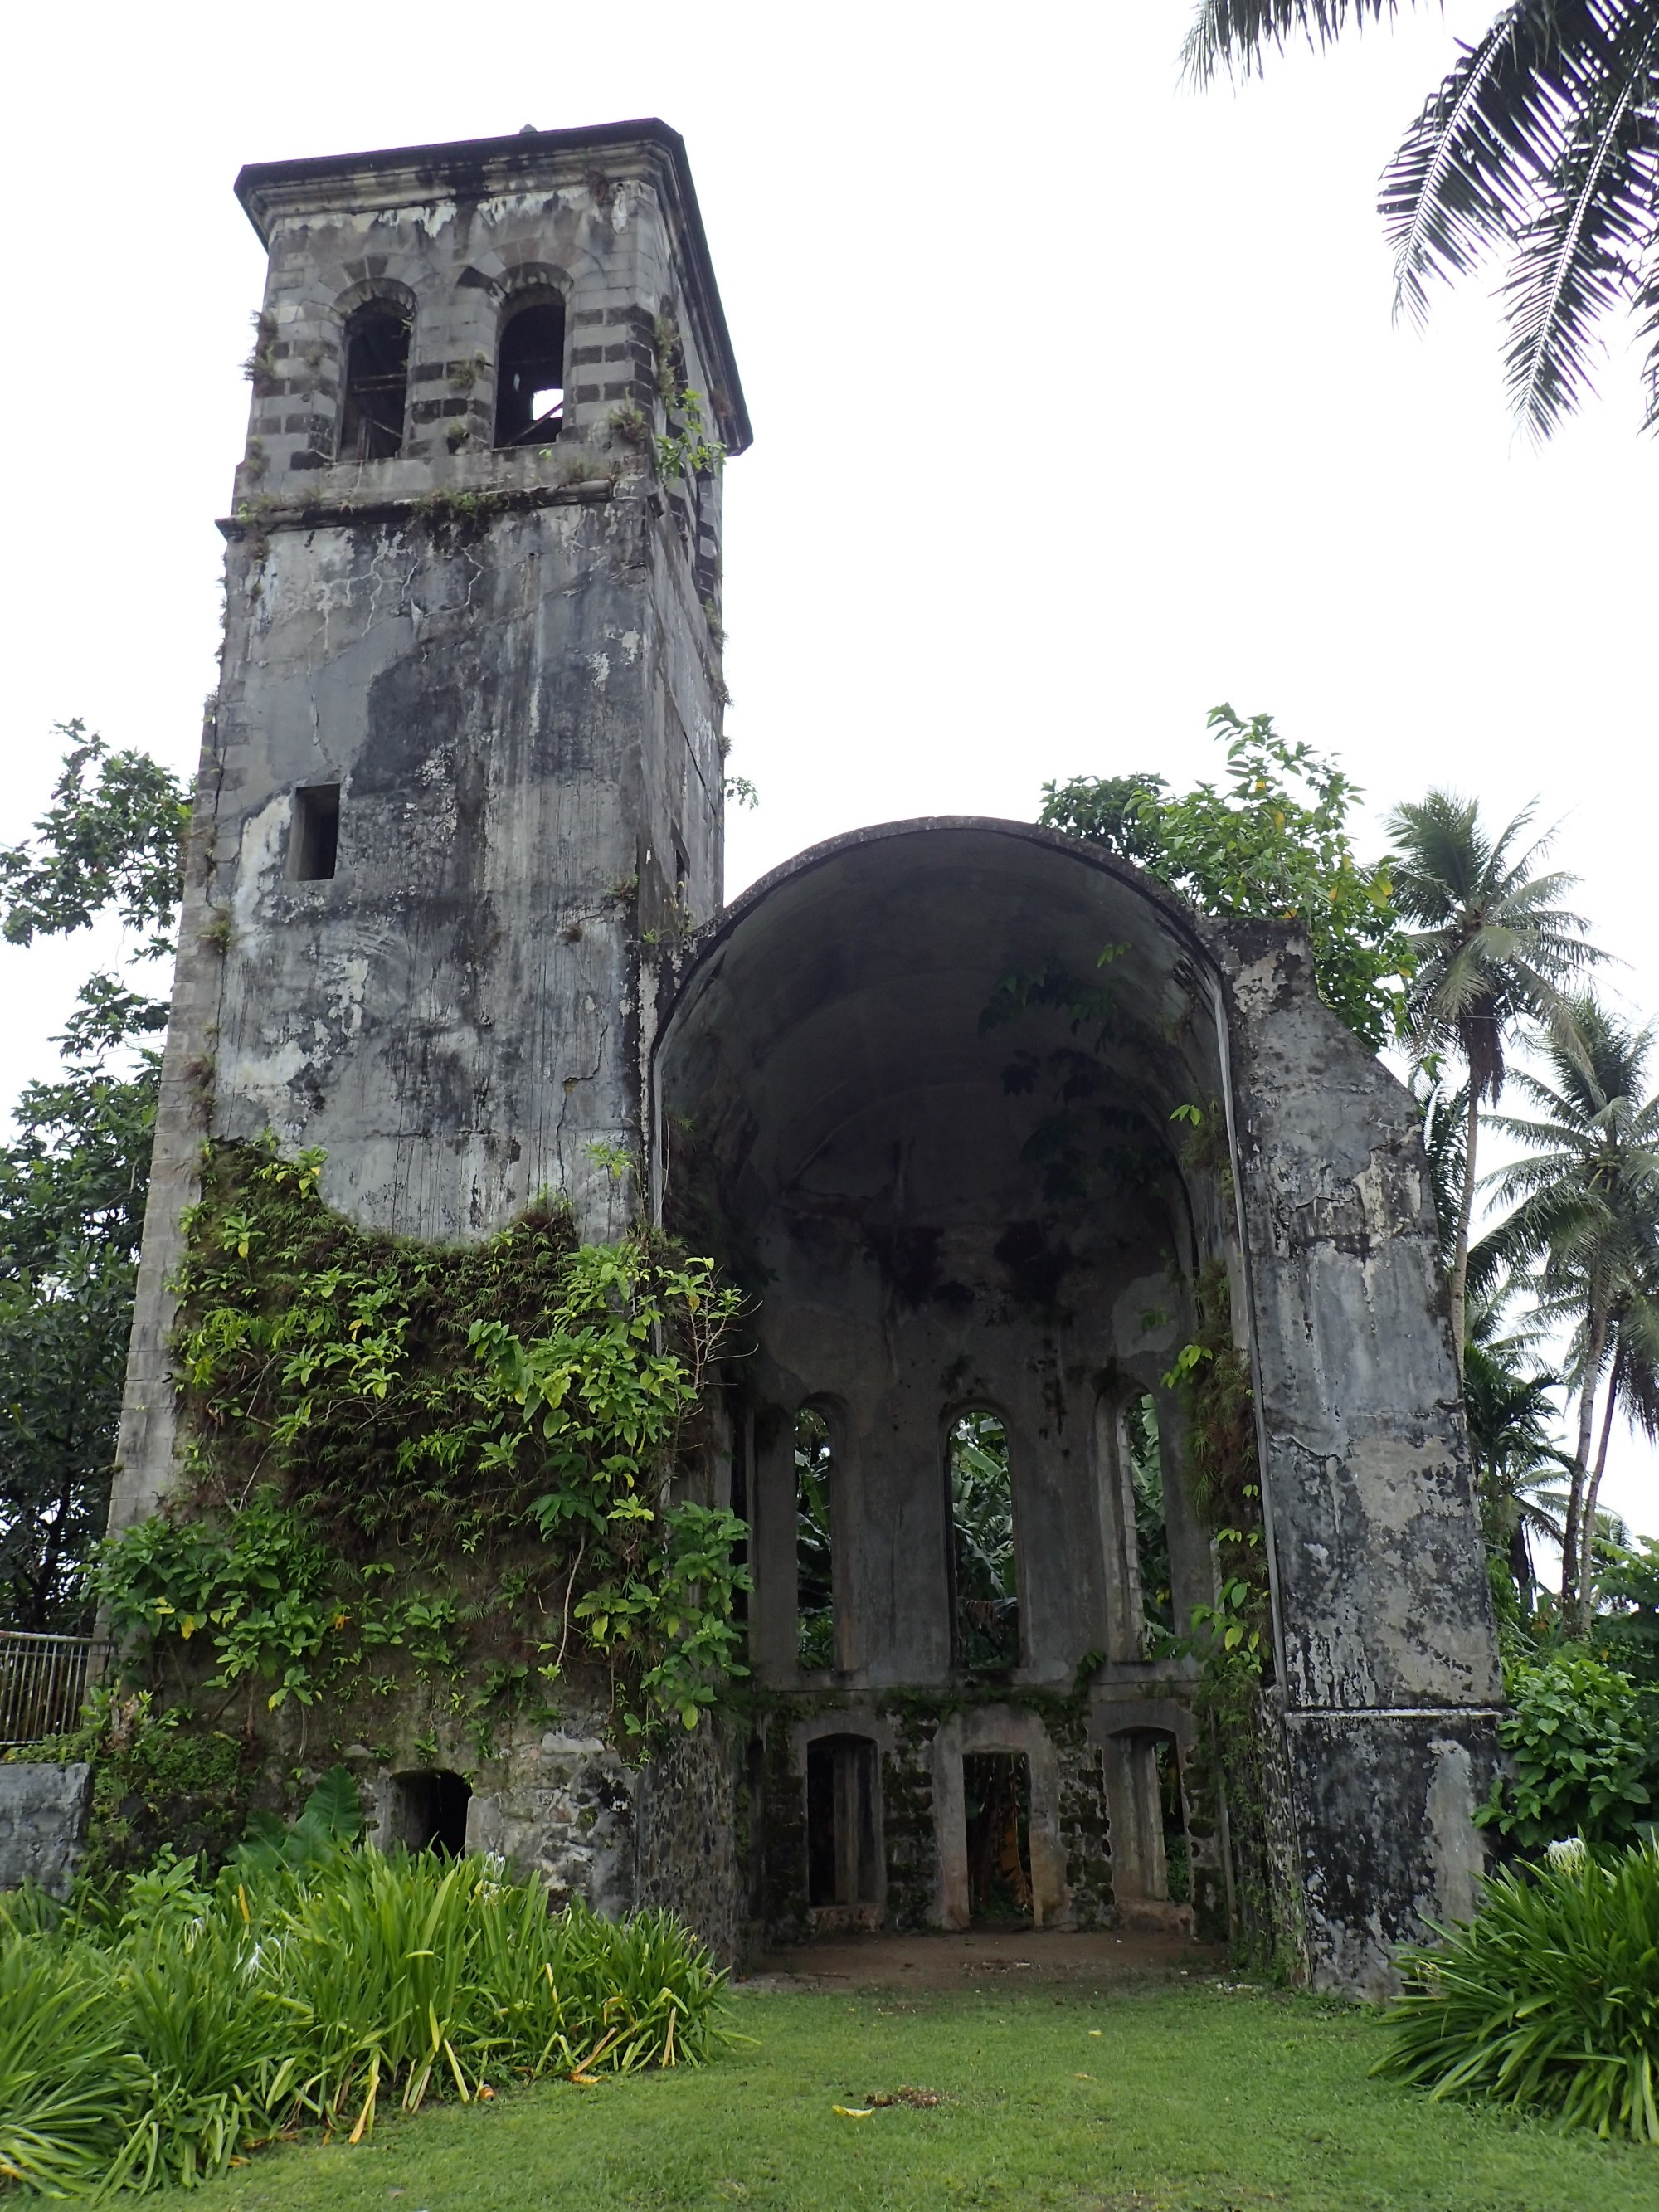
[1387,792,1601,1372]
[1461,1289,1566,1603]
[1185,2,1659,439]
[1480,995,1659,1625]
[1535,1258,1659,1627]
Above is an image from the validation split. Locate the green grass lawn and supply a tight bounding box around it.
[148,1983,1654,2211]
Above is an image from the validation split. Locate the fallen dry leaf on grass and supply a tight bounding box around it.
[866,2088,941,2108]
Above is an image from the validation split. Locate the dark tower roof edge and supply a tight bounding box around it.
[235,118,751,452]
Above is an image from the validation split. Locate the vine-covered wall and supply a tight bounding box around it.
[89,1139,755,1936]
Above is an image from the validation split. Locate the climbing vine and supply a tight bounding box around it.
[95,1140,751,1744]
[1159,1257,1280,1962]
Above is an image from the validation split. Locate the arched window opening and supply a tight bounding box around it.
[1126,1394,1174,1648]
[389,1769,470,1855]
[805,1734,879,1907]
[795,1407,834,1669]
[949,1411,1018,1670]
[963,1751,1031,1923]
[339,301,411,461]
[494,297,566,447]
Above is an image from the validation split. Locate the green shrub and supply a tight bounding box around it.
[0,1837,728,2195]
[1476,1647,1655,1849]
[93,1143,752,1743]
[1597,1535,1659,1691]
[1378,1839,1659,2142]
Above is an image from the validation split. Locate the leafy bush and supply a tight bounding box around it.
[0,1820,727,2195]
[1598,1535,1659,1691]
[1476,1647,1656,1849]
[95,1141,752,1739]
[1039,706,1411,1049]
[1378,1839,1659,2142]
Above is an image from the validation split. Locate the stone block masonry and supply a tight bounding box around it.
[0,1763,91,1898]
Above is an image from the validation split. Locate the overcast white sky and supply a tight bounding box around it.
[3,2,1656,1537]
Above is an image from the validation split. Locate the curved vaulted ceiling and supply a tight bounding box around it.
[654,821,1231,1241]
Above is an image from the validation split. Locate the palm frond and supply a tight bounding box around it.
[1183,0,1407,84]
[1377,0,1659,436]
[1500,1,1659,436]
[1383,8,1555,320]
[1636,247,1659,425]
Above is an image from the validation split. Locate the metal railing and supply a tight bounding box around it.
[0,1630,108,1748]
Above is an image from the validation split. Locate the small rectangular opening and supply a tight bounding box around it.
[290,784,341,881]
[389,1769,471,1856]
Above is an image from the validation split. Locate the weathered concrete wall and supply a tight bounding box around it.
[106,123,748,1944]
[112,124,745,1537]
[464,1725,639,1922]
[1218,920,1502,1988]
[1274,1704,1500,1995]
[634,1722,742,1961]
[0,1762,90,1897]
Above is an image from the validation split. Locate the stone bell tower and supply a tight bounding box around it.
[112,122,749,1531]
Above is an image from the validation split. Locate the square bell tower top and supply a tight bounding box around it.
[231,118,749,488]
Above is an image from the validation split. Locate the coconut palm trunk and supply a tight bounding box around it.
[1449,1084,1481,1376]
[1559,1299,1607,1624]
[1574,1378,1620,1635]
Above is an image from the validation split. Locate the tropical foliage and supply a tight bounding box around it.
[0,728,186,1629]
[1041,704,1409,1049]
[1479,996,1659,1626]
[1461,1291,1565,1605]
[0,1772,727,2196]
[1387,791,1601,1370]
[1476,1644,1657,1848]
[794,1409,834,1671]
[949,1412,1019,1671]
[95,1142,751,1738]
[1379,1837,1659,2143]
[1185,1,1659,439]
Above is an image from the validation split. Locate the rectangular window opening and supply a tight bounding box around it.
[290,783,341,881]
[1125,1393,1174,1651]
[806,1734,880,1906]
[950,1411,1019,1671]
[962,1751,1032,1923]
[795,1407,834,1669]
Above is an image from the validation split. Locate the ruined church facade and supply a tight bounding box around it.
[114,121,1503,1994]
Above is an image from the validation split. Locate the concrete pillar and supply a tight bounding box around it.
[1218,920,1503,1991]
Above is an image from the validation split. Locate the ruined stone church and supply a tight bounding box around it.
[112,119,1503,1994]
